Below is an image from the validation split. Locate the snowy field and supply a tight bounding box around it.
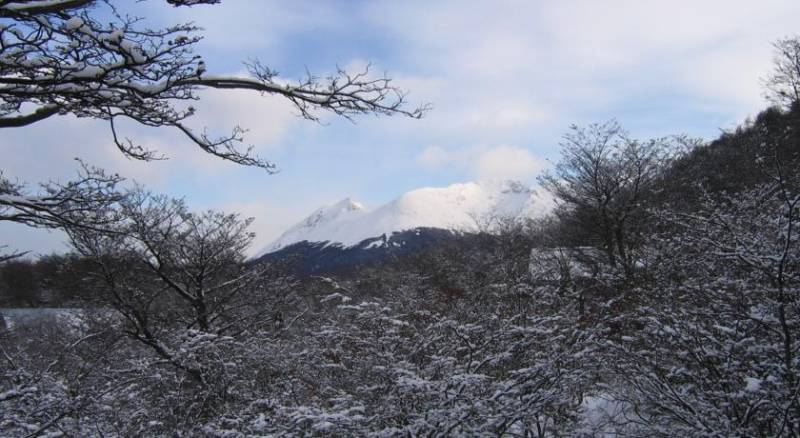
[0,308,104,331]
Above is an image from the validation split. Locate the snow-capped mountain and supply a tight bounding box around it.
[257,180,552,257]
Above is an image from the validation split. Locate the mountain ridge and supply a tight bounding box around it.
[257,180,552,257]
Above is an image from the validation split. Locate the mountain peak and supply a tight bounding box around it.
[341,198,366,211]
[257,180,551,257]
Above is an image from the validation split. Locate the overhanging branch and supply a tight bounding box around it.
[0,106,59,128]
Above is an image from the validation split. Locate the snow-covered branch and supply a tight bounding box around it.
[0,161,124,230]
[0,1,427,170]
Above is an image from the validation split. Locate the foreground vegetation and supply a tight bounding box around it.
[2,97,799,436]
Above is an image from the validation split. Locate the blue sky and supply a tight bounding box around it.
[2,0,799,256]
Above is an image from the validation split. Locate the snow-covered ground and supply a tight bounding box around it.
[0,308,86,330]
[259,180,553,256]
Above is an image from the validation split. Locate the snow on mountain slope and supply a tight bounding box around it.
[258,180,552,256]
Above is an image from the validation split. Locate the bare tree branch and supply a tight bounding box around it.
[763,36,800,109]
[0,1,428,171]
[0,161,125,230]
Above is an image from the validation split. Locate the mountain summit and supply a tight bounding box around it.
[258,180,551,257]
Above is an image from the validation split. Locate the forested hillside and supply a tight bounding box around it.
[665,103,800,202]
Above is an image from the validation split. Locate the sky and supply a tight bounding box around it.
[2,0,800,257]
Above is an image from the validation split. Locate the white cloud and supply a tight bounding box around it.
[473,145,547,181]
[465,103,553,130]
[416,144,547,182]
[365,0,800,124]
[416,145,449,170]
[191,87,297,149]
